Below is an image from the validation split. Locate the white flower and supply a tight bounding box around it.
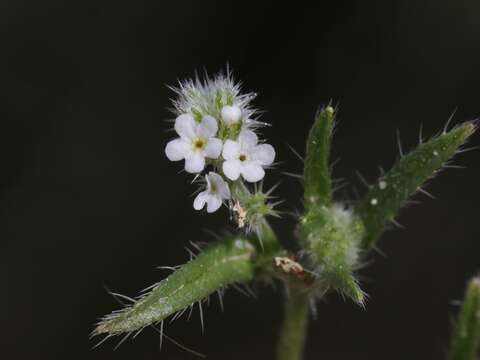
[222,130,275,182]
[221,105,242,125]
[165,114,223,173]
[193,172,231,213]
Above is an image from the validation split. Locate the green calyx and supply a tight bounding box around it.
[229,181,278,239]
[191,107,204,122]
[214,88,235,111]
[217,120,243,140]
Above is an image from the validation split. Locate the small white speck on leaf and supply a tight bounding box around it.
[379,181,387,190]
[370,198,378,205]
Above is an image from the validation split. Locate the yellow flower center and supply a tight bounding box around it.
[239,154,247,162]
[193,138,206,151]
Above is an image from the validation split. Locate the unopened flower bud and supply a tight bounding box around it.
[221,105,242,125]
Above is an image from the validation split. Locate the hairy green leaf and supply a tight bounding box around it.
[357,122,476,249]
[94,237,256,336]
[304,106,335,209]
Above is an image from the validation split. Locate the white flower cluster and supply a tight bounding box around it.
[165,71,275,215]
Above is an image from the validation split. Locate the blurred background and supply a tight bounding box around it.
[2,0,480,359]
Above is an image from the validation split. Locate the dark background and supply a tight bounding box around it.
[3,0,480,359]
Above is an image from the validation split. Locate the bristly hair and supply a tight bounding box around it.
[168,68,264,129]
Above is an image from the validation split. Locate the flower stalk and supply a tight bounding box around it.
[277,283,310,360]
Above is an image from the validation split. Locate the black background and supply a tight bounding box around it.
[3,1,480,359]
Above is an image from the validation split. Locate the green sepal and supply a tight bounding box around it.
[304,106,335,209]
[357,122,476,250]
[449,276,480,360]
[94,237,257,336]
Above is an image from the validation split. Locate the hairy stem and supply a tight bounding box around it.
[277,283,310,360]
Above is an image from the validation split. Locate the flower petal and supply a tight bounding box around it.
[197,115,218,138]
[207,172,223,188]
[193,191,209,210]
[251,144,275,165]
[175,114,197,140]
[218,180,231,200]
[206,195,222,213]
[241,162,265,182]
[184,152,205,173]
[208,172,231,200]
[222,140,240,160]
[239,130,258,150]
[165,138,190,161]
[222,159,241,180]
[203,138,222,159]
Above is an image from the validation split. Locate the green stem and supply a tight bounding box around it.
[277,283,310,360]
[449,276,480,360]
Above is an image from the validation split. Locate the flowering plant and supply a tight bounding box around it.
[93,70,479,360]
